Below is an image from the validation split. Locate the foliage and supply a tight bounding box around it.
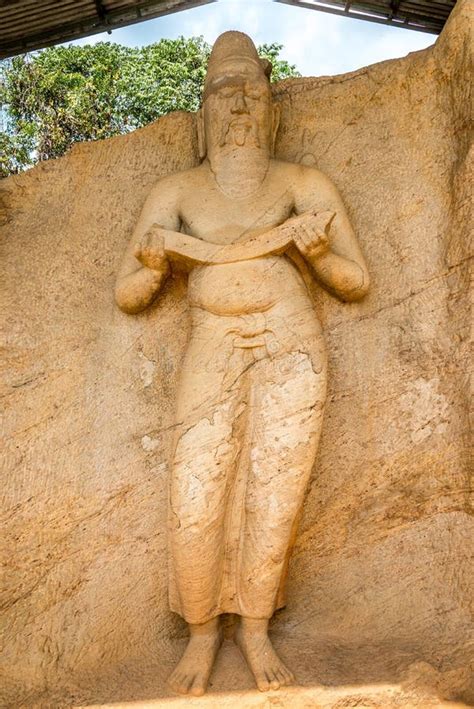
[0,37,299,177]
[257,42,299,83]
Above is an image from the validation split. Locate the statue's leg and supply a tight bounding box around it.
[235,345,326,690]
[169,371,246,623]
[168,332,247,695]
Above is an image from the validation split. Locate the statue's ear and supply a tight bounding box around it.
[197,108,206,161]
[260,58,272,79]
[271,103,281,156]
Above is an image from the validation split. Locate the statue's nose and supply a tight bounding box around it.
[231,92,248,114]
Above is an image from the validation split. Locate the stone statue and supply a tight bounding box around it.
[115,31,369,696]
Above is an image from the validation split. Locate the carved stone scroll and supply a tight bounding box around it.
[159,210,335,266]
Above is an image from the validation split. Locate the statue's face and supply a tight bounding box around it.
[202,64,274,157]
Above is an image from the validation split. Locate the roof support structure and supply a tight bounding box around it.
[0,0,215,59]
[274,0,456,35]
[0,0,456,60]
[93,0,107,23]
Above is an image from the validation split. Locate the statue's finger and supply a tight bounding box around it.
[156,234,166,257]
[310,218,322,230]
[152,225,165,246]
[297,233,309,251]
[303,226,316,245]
[145,225,160,244]
[293,233,305,253]
[306,218,319,235]
[138,234,149,252]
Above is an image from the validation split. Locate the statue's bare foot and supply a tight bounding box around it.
[235,617,294,692]
[168,617,222,696]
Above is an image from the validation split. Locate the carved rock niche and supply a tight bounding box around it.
[1,1,472,707]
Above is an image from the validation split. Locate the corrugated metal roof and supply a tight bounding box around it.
[275,0,457,34]
[0,0,214,59]
[0,0,457,60]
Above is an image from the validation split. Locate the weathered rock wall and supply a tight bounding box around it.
[273,0,473,682]
[1,1,472,706]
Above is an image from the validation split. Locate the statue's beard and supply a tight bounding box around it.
[207,116,270,198]
[219,115,261,149]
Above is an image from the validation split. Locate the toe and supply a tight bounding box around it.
[176,673,188,689]
[190,685,205,696]
[190,674,206,697]
[269,675,281,690]
[256,673,271,692]
[167,671,181,692]
[178,673,194,694]
[276,663,293,685]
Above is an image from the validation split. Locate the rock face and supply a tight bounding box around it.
[1,1,472,706]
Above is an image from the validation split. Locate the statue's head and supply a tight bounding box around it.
[197,31,280,161]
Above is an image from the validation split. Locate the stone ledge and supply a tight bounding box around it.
[82,684,468,708]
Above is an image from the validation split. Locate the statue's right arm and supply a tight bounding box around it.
[115,179,180,314]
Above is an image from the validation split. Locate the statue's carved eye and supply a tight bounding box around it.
[246,91,263,101]
[219,87,237,99]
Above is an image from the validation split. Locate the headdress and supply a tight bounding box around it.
[202,31,272,102]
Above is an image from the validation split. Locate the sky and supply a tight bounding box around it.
[70,0,436,77]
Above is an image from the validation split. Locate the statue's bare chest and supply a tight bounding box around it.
[178,173,295,244]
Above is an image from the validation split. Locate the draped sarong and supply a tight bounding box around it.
[168,294,327,623]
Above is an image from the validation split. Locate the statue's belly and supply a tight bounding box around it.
[188,256,308,315]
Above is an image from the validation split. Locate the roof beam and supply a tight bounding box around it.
[93,0,107,22]
[273,0,454,34]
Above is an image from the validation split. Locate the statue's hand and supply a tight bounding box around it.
[134,225,169,274]
[292,211,334,261]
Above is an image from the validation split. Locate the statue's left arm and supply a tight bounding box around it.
[293,167,370,302]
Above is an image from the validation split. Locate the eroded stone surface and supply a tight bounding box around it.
[1,1,472,706]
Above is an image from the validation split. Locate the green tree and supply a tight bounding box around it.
[0,37,299,177]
